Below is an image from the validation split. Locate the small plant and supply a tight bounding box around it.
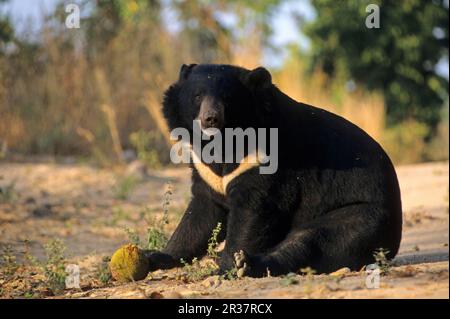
[207,222,222,260]
[43,239,67,294]
[23,291,36,299]
[280,272,299,286]
[146,227,167,251]
[180,257,217,282]
[373,248,391,274]
[113,175,138,200]
[124,227,141,247]
[96,256,112,285]
[0,180,18,203]
[180,258,195,281]
[300,266,316,277]
[146,183,172,250]
[23,239,39,267]
[129,130,163,169]
[222,267,238,280]
[300,267,316,297]
[162,183,172,226]
[178,223,224,282]
[1,244,18,275]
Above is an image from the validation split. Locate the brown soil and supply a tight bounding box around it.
[0,161,448,299]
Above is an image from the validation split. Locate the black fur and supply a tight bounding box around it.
[150,64,402,277]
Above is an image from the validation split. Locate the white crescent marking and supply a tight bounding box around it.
[191,151,262,195]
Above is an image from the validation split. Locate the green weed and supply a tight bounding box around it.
[1,244,18,275]
[43,239,67,294]
[124,227,141,247]
[373,248,391,274]
[179,222,223,282]
[145,183,172,250]
[0,180,18,203]
[96,256,112,285]
[113,175,138,200]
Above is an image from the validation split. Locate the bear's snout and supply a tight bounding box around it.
[199,96,224,129]
[202,110,221,128]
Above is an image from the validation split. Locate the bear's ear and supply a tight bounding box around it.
[179,63,197,81]
[244,67,272,90]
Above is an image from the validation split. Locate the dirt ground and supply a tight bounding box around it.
[0,160,448,299]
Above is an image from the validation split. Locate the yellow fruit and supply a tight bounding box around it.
[109,244,149,282]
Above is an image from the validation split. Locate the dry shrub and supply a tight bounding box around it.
[0,15,183,162]
[0,8,446,165]
[273,56,386,143]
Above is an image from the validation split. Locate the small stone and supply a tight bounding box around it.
[149,291,164,299]
[326,282,341,292]
[163,291,183,299]
[329,267,351,277]
[201,275,221,288]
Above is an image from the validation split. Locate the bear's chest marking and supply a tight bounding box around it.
[191,151,260,195]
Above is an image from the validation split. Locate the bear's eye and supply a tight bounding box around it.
[194,94,202,102]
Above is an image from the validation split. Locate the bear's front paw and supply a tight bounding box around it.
[234,250,250,278]
[144,250,177,271]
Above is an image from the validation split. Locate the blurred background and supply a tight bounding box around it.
[0,1,449,299]
[0,0,448,166]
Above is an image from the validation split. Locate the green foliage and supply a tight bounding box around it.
[0,16,12,45]
[280,272,299,286]
[113,175,138,200]
[146,183,171,250]
[424,102,449,161]
[124,227,141,247]
[1,244,18,275]
[173,0,282,62]
[0,180,18,203]
[305,0,449,131]
[23,239,39,267]
[383,119,430,164]
[0,0,13,50]
[96,256,112,285]
[178,222,224,282]
[222,267,238,280]
[146,227,167,251]
[43,239,67,294]
[84,0,161,50]
[162,183,172,225]
[129,131,163,169]
[180,257,217,282]
[207,222,222,260]
[373,248,391,274]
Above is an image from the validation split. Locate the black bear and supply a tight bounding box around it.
[147,63,402,277]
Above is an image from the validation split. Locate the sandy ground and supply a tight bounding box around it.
[0,160,448,299]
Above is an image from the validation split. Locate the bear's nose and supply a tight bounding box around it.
[202,110,221,128]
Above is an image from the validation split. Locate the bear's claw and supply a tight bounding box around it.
[234,250,249,278]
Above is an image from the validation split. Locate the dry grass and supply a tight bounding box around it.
[272,57,385,143]
[0,14,447,165]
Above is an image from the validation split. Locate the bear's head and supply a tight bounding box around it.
[162,64,273,133]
